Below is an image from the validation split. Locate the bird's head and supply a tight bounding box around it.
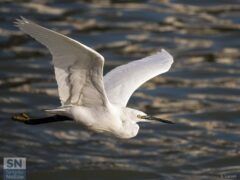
[122,108,174,124]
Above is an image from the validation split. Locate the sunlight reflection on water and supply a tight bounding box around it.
[0,0,240,179]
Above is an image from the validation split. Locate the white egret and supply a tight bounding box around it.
[13,17,174,139]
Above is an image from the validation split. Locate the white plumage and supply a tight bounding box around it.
[15,17,174,138]
[104,50,173,106]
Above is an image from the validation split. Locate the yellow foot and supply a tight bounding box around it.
[12,113,30,122]
[22,113,30,119]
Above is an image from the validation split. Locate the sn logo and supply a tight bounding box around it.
[4,158,26,170]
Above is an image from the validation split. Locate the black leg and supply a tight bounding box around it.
[12,113,73,125]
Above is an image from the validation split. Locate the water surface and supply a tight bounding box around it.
[0,0,240,179]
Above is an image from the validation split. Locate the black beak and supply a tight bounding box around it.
[141,115,174,124]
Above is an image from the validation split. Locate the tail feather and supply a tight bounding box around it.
[45,107,71,117]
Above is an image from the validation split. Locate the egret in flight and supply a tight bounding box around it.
[13,17,174,139]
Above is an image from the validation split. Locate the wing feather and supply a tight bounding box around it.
[103,49,173,106]
[15,17,109,107]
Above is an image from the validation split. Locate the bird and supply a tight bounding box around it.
[12,17,174,139]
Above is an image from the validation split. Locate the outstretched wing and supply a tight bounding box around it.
[104,49,173,106]
[15,17,109,107]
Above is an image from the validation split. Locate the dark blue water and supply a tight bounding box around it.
[0,0,240,179]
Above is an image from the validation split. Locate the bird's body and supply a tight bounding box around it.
[13,17,174,139]
[65,106,144,138]
[47,104,146,138]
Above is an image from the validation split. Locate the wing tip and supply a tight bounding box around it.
[158,48,174,64]
[14,16,30,28]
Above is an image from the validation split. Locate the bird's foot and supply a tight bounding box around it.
[12,113,30,122]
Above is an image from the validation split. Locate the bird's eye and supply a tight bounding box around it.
[137,115,142,119]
